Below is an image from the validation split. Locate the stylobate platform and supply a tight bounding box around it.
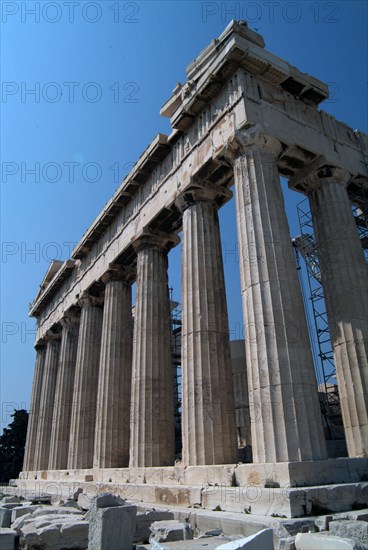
[18,458,368,518]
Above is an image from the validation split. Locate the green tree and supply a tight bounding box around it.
[0,409,28,482]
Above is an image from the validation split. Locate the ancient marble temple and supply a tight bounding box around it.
[20,21,367,509]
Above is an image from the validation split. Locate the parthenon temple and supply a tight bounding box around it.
[19,21,367,516]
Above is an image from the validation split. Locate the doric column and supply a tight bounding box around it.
[68,294,103,470]
[23,341,47,471]
[129,230,178,467]
[34,332,61,470]
[178,185,238,466]
[233,134,327,463]
[48,312,80,470]
[94,267,133,468]
[300,167,367,457]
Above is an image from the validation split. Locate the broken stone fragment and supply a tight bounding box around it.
[11,504,42,522]
[149,519,188,543]
[328,520,368,546]
[88,500,137,550]
[0,507,12,528]
[94,492,125,508]
[0,528,18,550]
[295,532,366,550]
[1,496,20,504]
[216,528,274,549]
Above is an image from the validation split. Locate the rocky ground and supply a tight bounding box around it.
[0,492,367,549]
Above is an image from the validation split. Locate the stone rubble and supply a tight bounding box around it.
[1,493,368,549]
[1,493,88,550]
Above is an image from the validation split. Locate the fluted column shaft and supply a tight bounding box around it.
[34,336,61,470]
[48,314,80,470]
[23,343,47,471]
[129,232,177,467]
[68,295,103,469]
[231,340,252,448]
[180,187,237,466]
[94,271,133,468]
[233,135,327,463]
[308,172,368,457]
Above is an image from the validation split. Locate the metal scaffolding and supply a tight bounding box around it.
[293,200,336,391]
[169,289,182,454]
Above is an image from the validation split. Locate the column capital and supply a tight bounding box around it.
[77,292,103,309]
[101,263,134,285]
[34,339,46,351]
[289,158,351,194]
[60,311,80,329]
[132,228,179,254]
[45,328,61,342]
[215,131,282,164]
[176,182,232,213]
[237,132,282,157]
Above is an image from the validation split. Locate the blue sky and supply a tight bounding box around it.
[1,0,367,430]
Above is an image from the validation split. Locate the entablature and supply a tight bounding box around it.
[29,21,368,336]
[160,20,328,130]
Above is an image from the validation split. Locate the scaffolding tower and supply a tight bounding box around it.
[293,201,335,391]
[169,289,182,455]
